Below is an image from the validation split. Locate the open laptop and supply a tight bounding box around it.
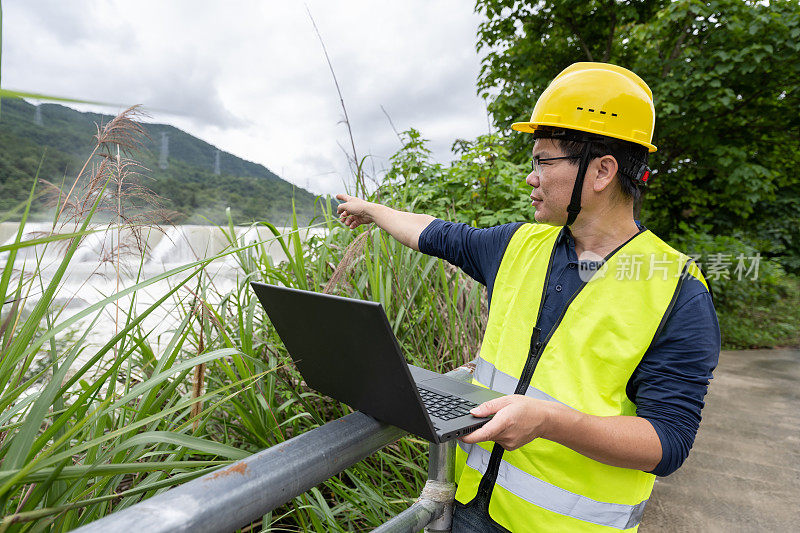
[251,282,504,443]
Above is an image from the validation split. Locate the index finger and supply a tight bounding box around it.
[460,415,505,444]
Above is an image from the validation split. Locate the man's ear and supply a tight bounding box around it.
[592,155,618,193]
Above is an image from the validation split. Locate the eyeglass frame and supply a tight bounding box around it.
[530,155,582,175]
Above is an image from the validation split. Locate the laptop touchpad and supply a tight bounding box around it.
[423,377,482,396]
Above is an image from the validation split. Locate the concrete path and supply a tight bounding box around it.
[641,349,800,532]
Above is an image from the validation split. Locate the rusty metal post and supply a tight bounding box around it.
[371,440,456,533]
[424,440,456,533]
[372,365,473,533]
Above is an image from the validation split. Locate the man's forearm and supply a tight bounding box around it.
[368,204,435,251]
[543,402,662,472]
[463,395,663,472]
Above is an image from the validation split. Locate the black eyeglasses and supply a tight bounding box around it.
[531,155,581,174]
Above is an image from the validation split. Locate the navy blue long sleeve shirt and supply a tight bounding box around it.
[418,219,720,476]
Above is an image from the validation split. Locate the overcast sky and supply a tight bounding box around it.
[3,0,493,196]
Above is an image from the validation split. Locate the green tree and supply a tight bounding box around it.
[475,0,800,270]
[386,129,529,226]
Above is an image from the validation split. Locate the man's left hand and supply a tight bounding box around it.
[460,394,558,451]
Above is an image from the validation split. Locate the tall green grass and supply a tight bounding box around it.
[0,111,267,531]
[0,109,486,531]
[205,198,487,531]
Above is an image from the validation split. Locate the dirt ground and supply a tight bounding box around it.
[641,349,800,532]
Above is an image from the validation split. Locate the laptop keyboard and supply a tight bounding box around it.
[418,387,478,421]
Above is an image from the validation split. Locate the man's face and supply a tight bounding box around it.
[526,139,579,226]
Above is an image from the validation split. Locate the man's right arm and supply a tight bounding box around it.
[336,194,434,251]
[338,194,523,295]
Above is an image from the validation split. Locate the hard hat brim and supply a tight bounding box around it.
[511,121,657,153]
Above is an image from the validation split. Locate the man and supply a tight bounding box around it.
[336,62,719,532]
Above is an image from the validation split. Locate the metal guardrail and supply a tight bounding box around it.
[75,366,472,533]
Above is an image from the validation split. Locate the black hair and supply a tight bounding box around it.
[536,126,649,204]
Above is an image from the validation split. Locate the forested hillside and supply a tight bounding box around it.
[0,98,320,224]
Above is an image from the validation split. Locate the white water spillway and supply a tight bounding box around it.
[0,222,309,273]
[0,222,323,372]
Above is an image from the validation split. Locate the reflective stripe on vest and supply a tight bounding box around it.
[474,357,566,406]
[458,442,648,530]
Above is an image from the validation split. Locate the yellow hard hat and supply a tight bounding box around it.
[511,62,657,152]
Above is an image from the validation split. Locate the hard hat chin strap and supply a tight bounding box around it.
[533,128,651,226]
[565,142,593,227]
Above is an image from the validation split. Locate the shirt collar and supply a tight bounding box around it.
[558,221,646,262]
[557,221,646,244]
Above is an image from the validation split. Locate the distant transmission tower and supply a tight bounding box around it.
[34,105,43,126]
[159,132,169,170]
[214,149,221,175]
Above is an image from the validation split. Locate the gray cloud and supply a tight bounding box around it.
[23,0,107,45]
[5,0,491,196]
[135,56,248,129]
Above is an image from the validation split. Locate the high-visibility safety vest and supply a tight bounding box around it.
[454,223,708,532]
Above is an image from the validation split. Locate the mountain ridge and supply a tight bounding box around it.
[0,98,320,224]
